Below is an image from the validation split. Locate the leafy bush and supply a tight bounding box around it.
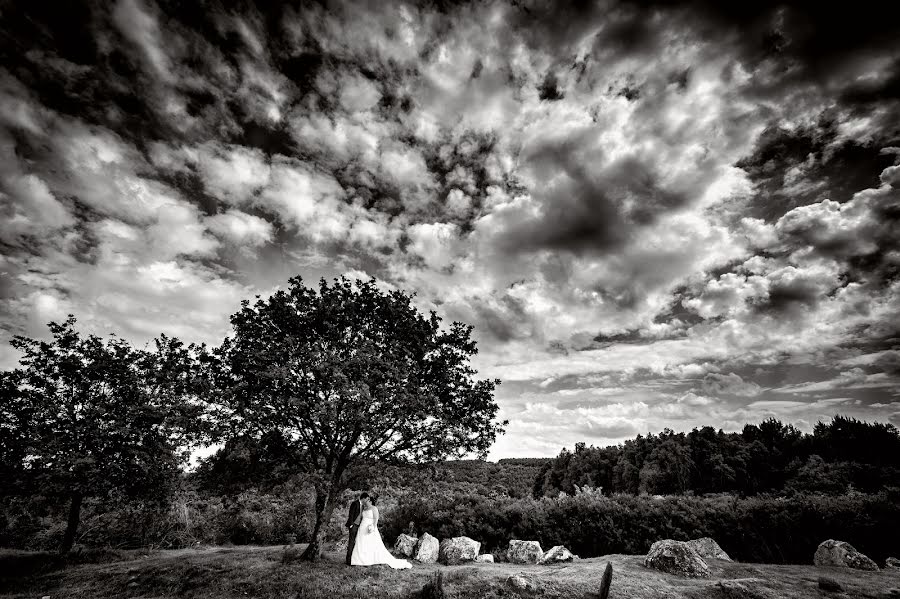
[381,488,900,565]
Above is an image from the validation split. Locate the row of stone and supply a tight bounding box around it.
[643,537,900,578]
[393,533,578,566]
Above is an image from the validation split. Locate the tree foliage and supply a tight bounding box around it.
[533,416,900,497]
[207,276,505,559]
[1,317,208,552]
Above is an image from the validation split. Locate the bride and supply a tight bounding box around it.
[350,495,412,569]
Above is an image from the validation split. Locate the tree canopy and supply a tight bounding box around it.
[1,317,208,552]
[207,276,505,559]
[533,416,900,498]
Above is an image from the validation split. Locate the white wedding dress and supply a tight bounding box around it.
[350,508,412,569]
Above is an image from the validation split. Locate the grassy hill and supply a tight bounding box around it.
[2,545,899,599]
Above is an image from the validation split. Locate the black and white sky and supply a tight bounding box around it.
[1,0,899,458]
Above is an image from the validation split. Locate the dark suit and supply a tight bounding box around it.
[345,499,362,565]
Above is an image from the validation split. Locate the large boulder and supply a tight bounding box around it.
[394,534,418,557]
[644,540,711,578]
[475,553,494,563]
[439,536,480,565]
[507,540,544,564]
[539,545,577,564]
[886,557,900,569]
[686,537,732,561]
[413,533,440,563]
[814,540,878,571]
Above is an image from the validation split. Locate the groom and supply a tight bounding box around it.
[345,492,369,565]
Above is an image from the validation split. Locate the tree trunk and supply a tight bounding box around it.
[300,485,337,561]
[60,492,83,554]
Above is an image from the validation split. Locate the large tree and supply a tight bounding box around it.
[2,317,208,553]
[209,276,505,560]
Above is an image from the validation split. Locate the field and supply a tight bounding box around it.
[2,545,900,599]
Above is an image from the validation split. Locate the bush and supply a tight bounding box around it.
[380,489,900,565]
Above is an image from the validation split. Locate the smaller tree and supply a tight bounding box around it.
[3,316,208,553]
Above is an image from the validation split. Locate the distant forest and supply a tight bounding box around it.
[532,416,900,497]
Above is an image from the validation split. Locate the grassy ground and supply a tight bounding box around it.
[2,544,899,599]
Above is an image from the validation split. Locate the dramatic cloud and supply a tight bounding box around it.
[1,0,898,458]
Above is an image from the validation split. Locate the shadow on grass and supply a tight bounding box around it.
[0,547,139,578]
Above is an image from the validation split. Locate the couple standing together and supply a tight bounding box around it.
[344,492,412,569]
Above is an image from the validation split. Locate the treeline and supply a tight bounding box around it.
[533,417,900,497]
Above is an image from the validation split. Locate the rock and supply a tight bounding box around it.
[599,562,613,599]
[475,553,494,563]
[643,539,711,578]
[878,591,900,599]
[818,576,844,592]
[413,533,440,563]
[507,540,544,564]
[814,540,878,571]
[539,545,577,564]
[438,536,480,565]
[506,573,542,594]
[686,537,732,561]
[886,557,900,569]
[394,534,418,557]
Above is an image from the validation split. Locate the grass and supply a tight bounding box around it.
[2,544,899,599]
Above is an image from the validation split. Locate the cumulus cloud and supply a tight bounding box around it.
[2,0,899,454]
[205,210,273,247]
[700,372,763,397]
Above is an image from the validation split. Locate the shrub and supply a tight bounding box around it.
[380,489,900,565]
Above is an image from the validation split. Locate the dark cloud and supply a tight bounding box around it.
[650,296,706,330]
[873,351,900,376]
[700,372,761,397]
[738,120,900,221]
[753,277,824,315]
[498,139,689,255]
[592,329,648,345]
[512,0,900,113]
[537,72,564,101]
